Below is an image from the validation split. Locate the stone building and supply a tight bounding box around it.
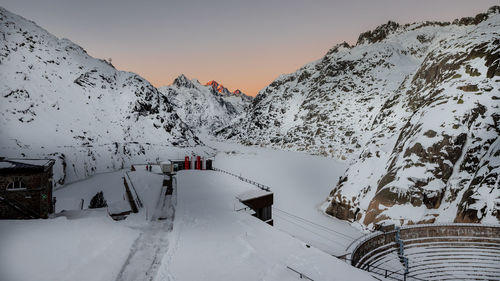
[0,158,55,219]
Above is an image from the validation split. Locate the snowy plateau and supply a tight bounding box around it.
[0,4,499,281]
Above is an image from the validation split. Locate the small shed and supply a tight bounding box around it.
[236,189,273,225]
[0,158,55,219]
[161,160,185,174]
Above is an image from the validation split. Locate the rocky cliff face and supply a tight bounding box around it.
[159,75,252,134]
[219,7,500,228]
[0,7,202,184]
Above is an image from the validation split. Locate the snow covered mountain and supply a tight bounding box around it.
[159,75,252,134]
[0,7,203,185]
[218,7,500,228]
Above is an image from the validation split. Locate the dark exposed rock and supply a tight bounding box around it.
[357,21,400,45]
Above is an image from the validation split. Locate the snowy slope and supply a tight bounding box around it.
[159,75,251,134]
[326,7,500,228]
[0,7,204,185]
[218,7,500,228]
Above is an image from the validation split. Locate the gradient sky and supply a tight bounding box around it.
[1,0,497,96]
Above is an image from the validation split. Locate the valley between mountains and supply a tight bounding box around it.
[1,6,499,230]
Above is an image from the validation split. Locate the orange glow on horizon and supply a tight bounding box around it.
[3,0,496,97]
[109,44,334,97]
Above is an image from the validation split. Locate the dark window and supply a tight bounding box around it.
[7,177,26,190]
[261,206,272,221]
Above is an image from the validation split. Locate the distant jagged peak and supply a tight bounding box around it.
[325,41,352,56]
[206,80,221,89]
[356,20,400,45]
[171,77,249,97]
[205,80,232,95]
[172,74,196,88]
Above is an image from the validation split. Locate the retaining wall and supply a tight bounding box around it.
[351,223,500,267]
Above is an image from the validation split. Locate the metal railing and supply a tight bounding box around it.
[342,258,426,281]
[286,266,314,280]
[212,167,271,192]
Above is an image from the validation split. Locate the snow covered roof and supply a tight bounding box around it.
[0,158,55,172]
[236,189,272,201]
[0,162,16,169]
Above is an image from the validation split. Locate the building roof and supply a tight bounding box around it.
[0,158,55,173]
[236,189,273,202]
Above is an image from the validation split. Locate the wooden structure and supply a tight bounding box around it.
[236,189,273,225]
[0,158,55,219]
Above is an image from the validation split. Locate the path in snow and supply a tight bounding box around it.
[115,175,176,281]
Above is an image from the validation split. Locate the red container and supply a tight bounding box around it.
[196,156,201,170]
[185,156,190,170]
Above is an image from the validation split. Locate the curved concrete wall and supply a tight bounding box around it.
[351,223,500,267]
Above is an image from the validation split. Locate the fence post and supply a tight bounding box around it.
[367,263,370,272]
[404,272,407,281]
[385,270,387,278]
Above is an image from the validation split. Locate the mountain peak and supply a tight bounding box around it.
[173,74,195,88]
[205,80,220,89]
[356,20,400,45]
[205,81,249,97]
[326,41,352,56]
[205,80,231,95]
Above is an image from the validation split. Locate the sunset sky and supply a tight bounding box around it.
[1,0,497,96]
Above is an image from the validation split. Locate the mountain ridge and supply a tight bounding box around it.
[159,74,252,134]
[0,6,205,185]
[217,6,500,228]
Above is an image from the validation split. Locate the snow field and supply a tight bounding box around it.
[156,170,375,281]
[207,140,365,255]
[0,210,139,281]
